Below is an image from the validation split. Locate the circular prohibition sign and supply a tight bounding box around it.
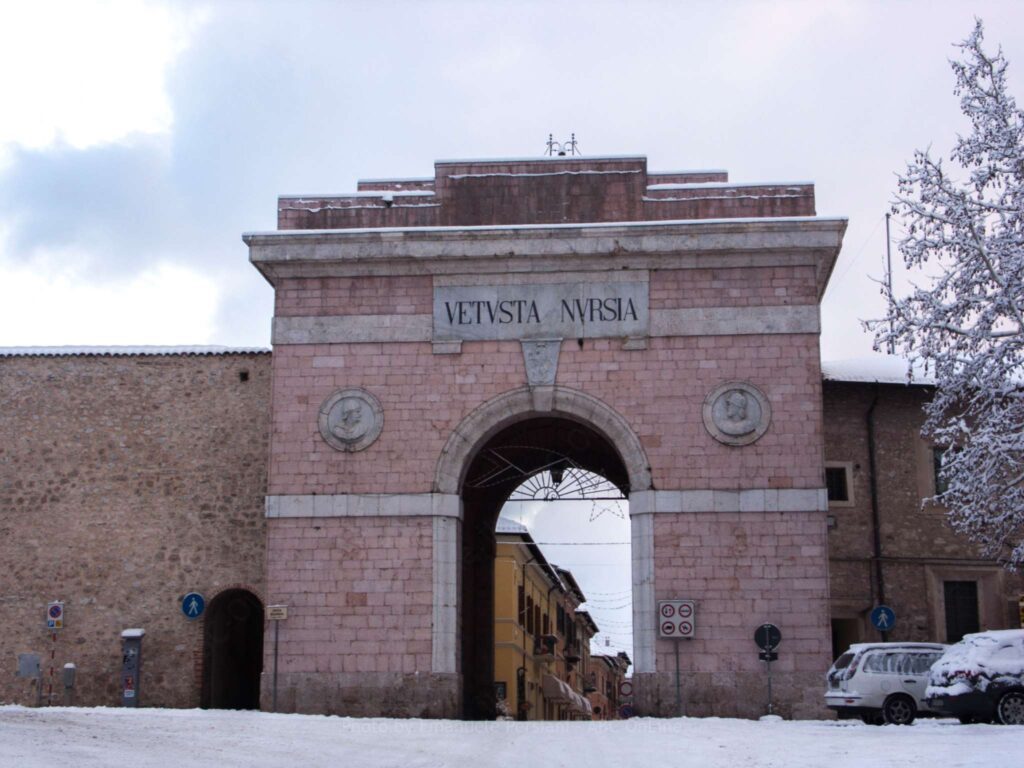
[661,621,676,635]
[678,603,693,619]
[48,605,62,619]
[660,604,676,618]
[678,621,692,635]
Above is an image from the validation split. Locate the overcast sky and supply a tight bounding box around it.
[2,1,1023,357]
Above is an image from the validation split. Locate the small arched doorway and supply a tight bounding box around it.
[201,588,264,709]
[460,415,630,720]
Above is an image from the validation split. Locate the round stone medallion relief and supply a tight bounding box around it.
[702,381,771,446]
[318,388,384,452]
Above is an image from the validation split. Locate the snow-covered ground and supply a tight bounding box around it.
[3,707,1023,768]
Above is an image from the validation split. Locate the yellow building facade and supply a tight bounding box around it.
[494,519,629,720]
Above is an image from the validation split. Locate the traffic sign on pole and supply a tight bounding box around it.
[46,602,64,630]
[870,605,896,632]
[753,623,781,651]
[658,600,696,639]
[181,592,205,620]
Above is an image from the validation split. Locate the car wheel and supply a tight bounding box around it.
[883,695,916,725]
[996,691,1024,725]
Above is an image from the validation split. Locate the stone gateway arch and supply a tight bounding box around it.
[246,155,846,718]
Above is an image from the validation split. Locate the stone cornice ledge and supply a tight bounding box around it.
[630,488,828,515]
[245,217,847,298]
[266,493,461,519]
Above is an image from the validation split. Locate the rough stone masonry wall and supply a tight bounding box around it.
[0,353,270,707]
[823,382,1024,643]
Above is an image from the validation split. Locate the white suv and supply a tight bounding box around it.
[825,642,947,724]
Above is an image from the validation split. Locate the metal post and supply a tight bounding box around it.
[674,640,682,716]
[766,657,773,716]
[272,619,280,712]
[885,212,894,354]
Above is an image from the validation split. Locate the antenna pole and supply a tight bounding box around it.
[885,212,894,354]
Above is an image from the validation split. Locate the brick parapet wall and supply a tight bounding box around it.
[0,353,271,708]
[277,157,815,230]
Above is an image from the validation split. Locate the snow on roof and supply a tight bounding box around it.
[649,169,728,175]
[279,191,435,199]
[448,170,642,179]
[821,355,934,386]
[496,517,530,535]
[434,154,647,165]
[120,628,145,638]
[646,181,812,190]
[0,346,270,358]
[244,214,846,240]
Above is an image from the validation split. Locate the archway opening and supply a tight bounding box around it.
[460,415,630,720]
[201,589,264,710]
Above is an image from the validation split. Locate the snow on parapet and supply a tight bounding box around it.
[0,346,270,357]
[821,355,934,385]
[280,191,436,199]
[434,154,647,165]
[646,182,813,190]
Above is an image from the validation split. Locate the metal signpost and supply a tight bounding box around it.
[753,623,782,716]
[618,679,634,719]
[267,605,288,712]
[658,599,695,716]
[45,601,64,705]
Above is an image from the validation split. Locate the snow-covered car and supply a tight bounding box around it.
[825,642,947,724]
[925,629,1024,725]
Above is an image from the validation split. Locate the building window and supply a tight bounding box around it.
[526,596,534,634]
[933,448,949,495]
[944,580,979,643]
[518,586,525,627]
[557,605,565,635]
[825,462,854,506]
[542,613,549,635]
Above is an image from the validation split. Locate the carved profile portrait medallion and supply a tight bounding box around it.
[702,381,771,446]
[318,388,384,452]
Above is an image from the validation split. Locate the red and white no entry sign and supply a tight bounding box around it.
[619,680,633,698]
[657,600,695,638]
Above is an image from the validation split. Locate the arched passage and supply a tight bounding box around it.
[458,411,634,720]
[201,588,264,710]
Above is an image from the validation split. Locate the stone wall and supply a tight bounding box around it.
[823,381,1024,643]
[0,351,270,707]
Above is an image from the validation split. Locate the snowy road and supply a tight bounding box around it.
[2,706,1023,768]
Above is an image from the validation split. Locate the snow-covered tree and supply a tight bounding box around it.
[873,20,1024,567]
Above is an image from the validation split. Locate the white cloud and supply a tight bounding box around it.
[0,252,221,346]
[0,1,206,158]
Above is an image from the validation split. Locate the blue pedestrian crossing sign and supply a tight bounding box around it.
[870,605,895,631]
[181,592,205,620]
